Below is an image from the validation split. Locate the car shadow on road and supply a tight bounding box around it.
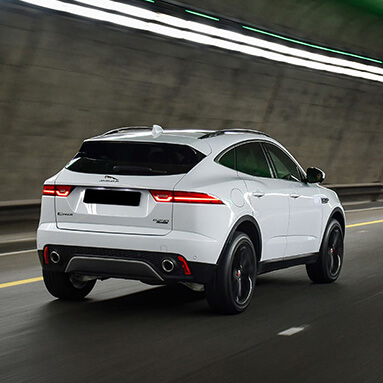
[40,269,329,322]
[43,283,211,319]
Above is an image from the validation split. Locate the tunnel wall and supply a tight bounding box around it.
[1,1,383,201]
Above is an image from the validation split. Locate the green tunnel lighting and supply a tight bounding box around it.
[185,10,220,21]
[242,25,382,64]
[142,0,155,3]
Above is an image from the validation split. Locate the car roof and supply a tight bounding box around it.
[88,126,278,156]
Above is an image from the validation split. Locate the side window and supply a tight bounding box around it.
[265,143,302,182]
[218,148,235,170]
[236,142,272,178]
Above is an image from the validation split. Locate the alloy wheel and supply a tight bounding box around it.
[231,242,256,305]
[327,227,343,277]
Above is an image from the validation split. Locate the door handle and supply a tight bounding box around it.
[290,194,300,199]
[252,191,265,198]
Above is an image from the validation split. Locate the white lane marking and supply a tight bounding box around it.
[0,249,36,257]
[278,325,309,336]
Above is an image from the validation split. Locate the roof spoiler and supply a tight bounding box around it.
[102,125,164,137]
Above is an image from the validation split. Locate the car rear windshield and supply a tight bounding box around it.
[66,141,205,176]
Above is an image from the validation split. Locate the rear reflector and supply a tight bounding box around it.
[150,190,223,204]
[43,185,72,197]
[43,246,49,264]
[178,256,192,275]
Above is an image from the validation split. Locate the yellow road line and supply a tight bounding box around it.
[0,276,43,289]
[346,219,383,228]
[0,218,382,289]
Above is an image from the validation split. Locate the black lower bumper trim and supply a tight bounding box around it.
[65,256,164,283]
[38,245,217,284]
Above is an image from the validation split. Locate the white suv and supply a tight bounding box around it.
[37,126,345,314]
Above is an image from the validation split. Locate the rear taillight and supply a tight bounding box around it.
[43,185,72,197]
[42,185,55,195]
[174,191,223,204]
[150,190,174,203]
[55,185,72,197]
[150,190,223,204]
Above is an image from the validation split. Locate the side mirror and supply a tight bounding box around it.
[306,167,325,183]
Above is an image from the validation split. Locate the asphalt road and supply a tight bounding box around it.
[0,208,382,383]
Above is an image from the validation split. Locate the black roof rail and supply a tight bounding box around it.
[102,126,151,136]
[198,129,269,139]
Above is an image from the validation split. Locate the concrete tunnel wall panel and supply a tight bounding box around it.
[0,1,382,201]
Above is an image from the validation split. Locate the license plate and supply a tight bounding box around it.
[84,189,141,206]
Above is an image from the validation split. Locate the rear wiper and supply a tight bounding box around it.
[112,165,168,174]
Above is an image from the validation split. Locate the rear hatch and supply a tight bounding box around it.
[54,140,206,236]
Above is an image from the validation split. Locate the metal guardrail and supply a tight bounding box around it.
[0,184,382,225]
[0,199,41,225]
[328,183,383,204]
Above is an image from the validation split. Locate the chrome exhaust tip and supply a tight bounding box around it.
[161,259,175,273]
[50,251,60,264]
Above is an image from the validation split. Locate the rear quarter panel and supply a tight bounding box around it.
[173,159,252,263]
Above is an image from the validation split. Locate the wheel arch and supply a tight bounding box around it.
[320,207,345,247]
[218,215,262,264]
[328,207,345,235]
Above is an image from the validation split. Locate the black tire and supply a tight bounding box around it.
[205,232,257,314]
[43,270,96,300]
[306,219,344,283]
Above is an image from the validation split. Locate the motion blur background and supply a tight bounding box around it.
[1,0,383,203]
[1,2,383,383]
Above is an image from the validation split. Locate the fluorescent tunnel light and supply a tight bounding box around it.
[19,0,383,83]
[73,0,383,77]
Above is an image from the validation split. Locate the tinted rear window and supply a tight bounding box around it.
[67,141,205,176]
[218,148,235,170]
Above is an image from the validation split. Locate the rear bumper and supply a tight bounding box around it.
[38,244,217,284]
[37,223,222,264]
